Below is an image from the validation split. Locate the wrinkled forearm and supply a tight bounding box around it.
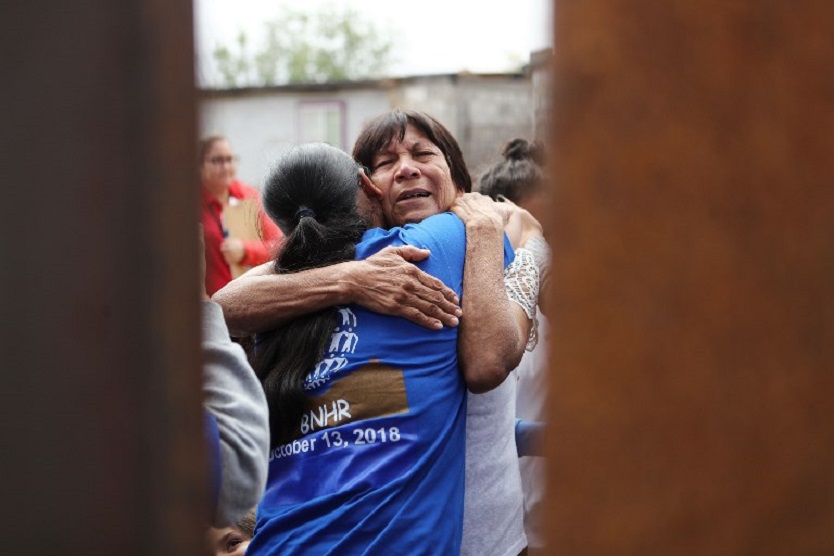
[213,246,463,336]
[212,262,353,336]
[458,221,526,393]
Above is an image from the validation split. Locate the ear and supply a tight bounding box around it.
[359,171,383,199]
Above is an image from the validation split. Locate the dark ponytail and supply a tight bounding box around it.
[256,143,367,446]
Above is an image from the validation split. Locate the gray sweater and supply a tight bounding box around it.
[202,300,270,527]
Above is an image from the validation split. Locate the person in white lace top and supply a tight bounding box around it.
[478,138,551,555]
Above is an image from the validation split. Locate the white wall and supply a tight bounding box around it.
[199,74,533,188]
[200,88,390,188]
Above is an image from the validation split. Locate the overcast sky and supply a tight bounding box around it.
[194,0,553,85]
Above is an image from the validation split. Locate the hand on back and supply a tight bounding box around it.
[450,192,508,230]
[349,245,463,330]
[451,193,543,249]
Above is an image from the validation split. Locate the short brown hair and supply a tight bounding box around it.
[352,110,472,193]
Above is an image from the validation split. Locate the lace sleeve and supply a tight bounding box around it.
[525,235,551,277]
[504,247,540,351]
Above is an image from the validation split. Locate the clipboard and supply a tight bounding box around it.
[223,197,262,278]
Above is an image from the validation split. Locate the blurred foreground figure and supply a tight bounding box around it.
[200,225,270,528]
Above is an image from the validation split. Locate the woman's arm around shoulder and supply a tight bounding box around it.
[451,193,532,393]
[212,247,463,336]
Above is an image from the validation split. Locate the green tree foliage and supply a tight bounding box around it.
[212,5,395,88]
[214,31,255,88]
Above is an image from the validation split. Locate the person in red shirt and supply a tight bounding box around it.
[200,135,283,296]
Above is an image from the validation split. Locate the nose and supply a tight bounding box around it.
[394,156,420,181]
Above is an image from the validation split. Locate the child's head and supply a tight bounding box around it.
[206,509,255,555]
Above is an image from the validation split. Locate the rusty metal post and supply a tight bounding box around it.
[547,1,834,554]
[1,1,203,554]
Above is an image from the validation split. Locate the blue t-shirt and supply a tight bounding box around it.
[249,212,480,556]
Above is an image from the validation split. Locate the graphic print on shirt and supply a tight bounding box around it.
[297,360,409,438]
[303,307,359,391]
[290,306,410,443]
[266,305,415,505]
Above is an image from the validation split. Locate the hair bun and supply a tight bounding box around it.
[502,138,544,165]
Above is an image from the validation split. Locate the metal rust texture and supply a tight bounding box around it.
[546,1,834,554]
[1,1,203,554]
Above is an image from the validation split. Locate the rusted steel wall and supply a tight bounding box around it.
[1,1,203,554]
[547,2,834,554]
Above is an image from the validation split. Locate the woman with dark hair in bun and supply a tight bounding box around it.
[478,138,548,227]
